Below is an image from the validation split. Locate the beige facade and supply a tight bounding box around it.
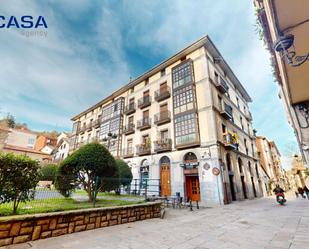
[254,0,309,166]
[256,136,286,193]
[71,36,267,206]
[1,128,51,163]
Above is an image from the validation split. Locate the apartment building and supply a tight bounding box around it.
[254,0,309,166]
[71,36,266,206]
[256,136,286,193]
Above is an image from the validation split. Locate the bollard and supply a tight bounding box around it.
[196,201,199,209]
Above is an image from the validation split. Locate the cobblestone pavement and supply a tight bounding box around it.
[5,193,309,249]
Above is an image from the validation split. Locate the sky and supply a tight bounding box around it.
[0,0,299,168]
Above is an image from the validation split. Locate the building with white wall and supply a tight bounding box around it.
[70,36,267,206]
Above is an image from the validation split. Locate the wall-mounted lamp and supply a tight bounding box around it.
[293,102,309,129]
[273,34,309,67]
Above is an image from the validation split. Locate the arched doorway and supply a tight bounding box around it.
[249,162,257,198]
[160,156,171,196]
[238,158,248,199]
[183,152,200,202]
[226,153,236,201]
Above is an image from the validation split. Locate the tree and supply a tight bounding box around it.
[101,159,133,194]
[39,164,58,183]
[0,113,15,128]
[55,142,117,201]
[0,153,40,214]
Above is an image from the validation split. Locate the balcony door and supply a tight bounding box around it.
[143,110,149,123]
[160,156,171,197]
[160,130,168,140]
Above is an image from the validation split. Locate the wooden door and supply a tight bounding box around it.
[186,176,200,201]
[160,162,171,197]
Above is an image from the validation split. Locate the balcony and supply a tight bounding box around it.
[137,117,152,131]
[155,86,171,102]
[215,76,229,93]
[79,125,86,134]
[136,143,151,156]
[220,102,233,120]
[245,111,253,121]
[124,103,136,115]
[222,132,238,150]
[123,147,134,158]
[138,96,151,109]
[154,138,172,153]
[93,119,101,128]
[86,122,92,131]
[154,111,171,125]
[123,123,135,135]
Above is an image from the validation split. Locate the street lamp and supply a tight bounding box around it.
[102,132,117,149]
[273,33,309,67]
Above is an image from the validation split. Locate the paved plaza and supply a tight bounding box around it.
[5,193,309,249]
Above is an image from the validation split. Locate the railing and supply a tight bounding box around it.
[154,111,171,125]
[124,103,136,115]
[123,147,134,158]
[220,102,233,120]
[138,96,151,109]
[86,122,92,131]
[222,132,238,150]
[93,119,101,128]
[154,138,172,152]
[245,111,253,121]
[137,117,152,130]
[136,143,151,155]
[79,126,86,133]
[154,86,171,102]
[123,123,135,135]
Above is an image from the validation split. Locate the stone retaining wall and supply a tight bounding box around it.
[0,202,161,247]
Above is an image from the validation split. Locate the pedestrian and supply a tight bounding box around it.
[298,187,305,198]
[304,186,309,200]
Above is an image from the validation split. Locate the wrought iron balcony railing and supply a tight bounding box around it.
[138,96,151,109]
[222,132,238,150]
[154,138,172,152]
[154,86,171,102]
[123,123,135,135]
[123,147,134,158]
[124,103,136,115]
[137,117,152,130]
[154,111,171,125]
[220,102,233,120]
[136,143,151,156]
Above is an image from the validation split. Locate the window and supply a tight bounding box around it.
[175,113,198,145]
[160,82,167,91]
[142,134,149,144]
[144,78,149,86]
[218,95,222,109]
[160,130,168,140]
[222,124,226,133]
[172,60,193,89]
[128,116,134,125]
[127,139,133,148]
[28,138,35,145]
[180,56,186,61]
[244,138,248,155]
[96,130,100,138]
[173,85,194,114]
[236,97,240,108]
[130,87,134,93]
[87,134,91,143]
[160,69,166,77]
[240,116,244,130]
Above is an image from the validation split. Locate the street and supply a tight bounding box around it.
[5,193,309,249]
